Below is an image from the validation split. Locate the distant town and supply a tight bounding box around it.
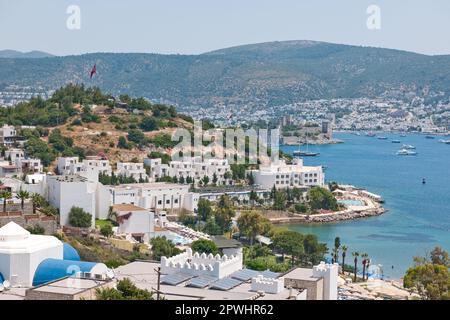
[178,97,450,134]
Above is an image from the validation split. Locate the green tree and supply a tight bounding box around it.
[16,189,30,211]
[117,136,130,149]
[191,239,218,254]
[100,224,114,237]
[341,245,348,274]
[0,190,12,213]
[140,116,159,131]
[403,247,450,300]
[150,236,181,261]
[272,230,305,266]
[272,190,287,210]
[68,206,92,228]
[127,129,145,144]
[352,252,360,282]
[333,237,341,263]
[96,278,155,300]
[237,211,270,245]
[361,253,369,281]
[307,187,338,211]
[197,198,213,222]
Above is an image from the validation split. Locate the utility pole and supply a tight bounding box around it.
[154,267,161,300]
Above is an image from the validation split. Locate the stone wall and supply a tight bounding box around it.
[0,212,57,234]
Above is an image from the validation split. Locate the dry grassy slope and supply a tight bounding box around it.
[44,104,193,168]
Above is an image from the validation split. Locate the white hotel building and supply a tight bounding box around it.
[146,157,231,185]
[247,158,324,189]
[115,162,148,181]
[96,182,199,220]
[57,156,112,182]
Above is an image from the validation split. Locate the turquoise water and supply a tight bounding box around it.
[338,199,364,207]
[282,132,450,279]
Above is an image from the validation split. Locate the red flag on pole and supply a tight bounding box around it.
[90,64,97,79]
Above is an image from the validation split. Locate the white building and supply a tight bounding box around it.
[96,182,198,220]
[0,222,62,287]
[247,158,324,189]
[0,125,17,146]
[0,163,20,178]
[113,204,155,243]
[56,156,112,182]
[161,248,243,279]
[115,162,148,181]
[46,175,96,227]
[57,157,79,175]
[5,148,24,163]
[16,158,43,173]
[146,157,231,185]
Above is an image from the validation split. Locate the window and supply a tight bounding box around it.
[166,200,170,204]
[174,199,178,204]
[158,200,162,205]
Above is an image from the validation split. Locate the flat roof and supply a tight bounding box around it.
[115,261,302,300]
[283,268,321,282]
[211,235,242,249]
[28,277,109,295]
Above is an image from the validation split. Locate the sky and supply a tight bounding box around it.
[0,0,449,56]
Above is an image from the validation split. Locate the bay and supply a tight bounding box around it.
[281,132,450,279]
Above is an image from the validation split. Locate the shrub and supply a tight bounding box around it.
[68,206,92,228]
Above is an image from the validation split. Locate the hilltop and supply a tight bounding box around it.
[0,49,54,59]
[0,41,450,107]
[0,84,196,167]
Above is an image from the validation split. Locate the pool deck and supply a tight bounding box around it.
[267,193,385,224]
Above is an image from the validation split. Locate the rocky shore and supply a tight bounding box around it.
[268,207,386,225]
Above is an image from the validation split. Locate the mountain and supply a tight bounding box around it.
[0,50,54,59]
[0,41,449,107]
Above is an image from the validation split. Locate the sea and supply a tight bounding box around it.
[281,132,450,279]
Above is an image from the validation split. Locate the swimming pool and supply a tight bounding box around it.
[338,199,365,207]
[169,233,192,245]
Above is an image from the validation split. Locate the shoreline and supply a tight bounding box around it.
[281,139,344,146]
[268,207,386,225]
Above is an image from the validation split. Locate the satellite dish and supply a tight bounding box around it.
[0,284,4,292]
[3,280,11,289]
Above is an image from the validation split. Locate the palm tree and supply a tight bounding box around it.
[341,245,348,274]
[361,253,369,281]
[16,189,30,211]
[352,251,360,282]
[331,247,339,264]
[0,190,12,213]
[31,193,42,214]
[333,237,341,264]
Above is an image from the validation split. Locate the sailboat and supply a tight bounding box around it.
[293,132,319,157]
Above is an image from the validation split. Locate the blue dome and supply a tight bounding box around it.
[0,273,4,284]
[33,259,99,286]
[63,242,80,261]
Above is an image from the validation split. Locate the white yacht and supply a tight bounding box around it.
[397,149,418,156]
[402,144,416,150]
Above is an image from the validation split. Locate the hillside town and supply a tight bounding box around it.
[0,85,406,301]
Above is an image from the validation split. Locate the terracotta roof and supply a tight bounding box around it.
[112,204,147,212]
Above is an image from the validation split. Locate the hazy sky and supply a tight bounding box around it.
[0,0,449,56]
